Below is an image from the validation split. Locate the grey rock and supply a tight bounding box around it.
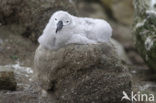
[34,43,132,103]
[0,66,16,90]
[0,85,56,103]
[0,64,56,103]
[133,0,156,70]
[110,38,131,64]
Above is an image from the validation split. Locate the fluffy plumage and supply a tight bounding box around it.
[38,10,112,50]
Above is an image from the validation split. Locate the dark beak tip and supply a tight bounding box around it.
[56,30,58,33]
[56,21,63,33]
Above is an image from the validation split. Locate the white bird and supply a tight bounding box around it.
[38,10,112,50]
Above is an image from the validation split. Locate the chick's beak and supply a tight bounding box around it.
[56,21,63,33]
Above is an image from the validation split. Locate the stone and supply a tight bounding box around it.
[111,22,133,48]
[110,39,131,64]
[83,0,134,25]
[0,66,16,90]
[133,0,156,70]
[78,1,108,19]
[34,43,132,103]
[0,0,78,42]
[112,0,134,25]
[0,84,57,103]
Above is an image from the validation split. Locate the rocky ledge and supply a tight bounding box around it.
[34,43,132,103]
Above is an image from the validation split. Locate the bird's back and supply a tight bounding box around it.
[74,17,112,42]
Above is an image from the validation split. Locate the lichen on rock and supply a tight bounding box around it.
[133,0,156,70]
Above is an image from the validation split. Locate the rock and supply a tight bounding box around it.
[0,63,57,103]
[0,0,78,42]
[78,0,115,21]
[0,66,16,90]
[99,0,117,21]
[0,24,36,66]
[0,84,57,103]
[34,43,132,103]
[112,23,133,48]
[110,39,131,64]
[78,1,108,19]
[133,0,156,70]
[82,0,134,25]
[112,0,134,25]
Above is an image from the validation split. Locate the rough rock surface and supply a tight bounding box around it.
[34,43,132,103]
[0,66,16,90]
[0,0,78,42]
[133,0,156,70]
[0,63,56,103]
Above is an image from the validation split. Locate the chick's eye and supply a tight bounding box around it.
[66,20,69,23]
[55,18,57,21]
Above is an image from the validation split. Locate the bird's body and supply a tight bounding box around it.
[38,11,112,50]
